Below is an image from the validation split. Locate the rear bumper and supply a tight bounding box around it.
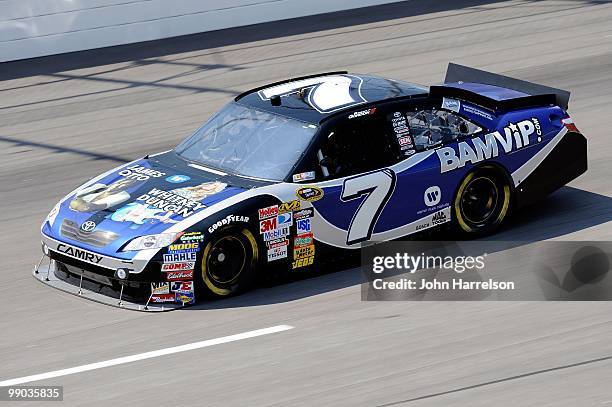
[33,256,183,311]
[514,131,587,209]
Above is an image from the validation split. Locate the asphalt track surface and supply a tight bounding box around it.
[1,1,611,405]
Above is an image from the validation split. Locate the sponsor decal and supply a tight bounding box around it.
[424,186,441,207]
[259,205,279,220]
[404,149,416,156]
[266,238,289,249]
[292,172,316,183]
[161,262,195,272]
[296,186,324,202]
[263,227,290,241]
[348,107,376,119]
[56,244,103,264]
[180,231,204,243]
[292,256,314,269]
[167,243,199,254]
[208,215,249,233]
[296,218,311,234]
[165,270,194,281]
[151,282,170,295]
[80,221,96,232]
[110,202,178,226]
[277,212,293,227]
[437,119,539,173]
[294,232,313,248]
[462,104,494,121]
[70,178,137,212]
[136,188,206,218]
[165,174,191,183]
[432,210,448,225]
[119,164,165,181]
[267,245,288,262]
[397,135,414,148]
[260,217,278,233]
[294,245,315,260]
[171,281,193,294]
[150,293,175,303]
[532,117,542,138]
[293,208,314,219]
[175,291,195,305]
[442,97,460,113]
[279,200,301,213]
[416,222,430,231]
[163,252,197,263]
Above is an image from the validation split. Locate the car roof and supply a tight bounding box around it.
[235,72,428,124]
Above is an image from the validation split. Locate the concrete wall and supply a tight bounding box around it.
[0,0,400,62]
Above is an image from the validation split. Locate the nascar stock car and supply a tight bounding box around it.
[35,63,587,310]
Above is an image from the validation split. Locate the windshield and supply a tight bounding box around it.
[175,103,317,180]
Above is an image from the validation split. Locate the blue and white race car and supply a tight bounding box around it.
[37,63,587,309]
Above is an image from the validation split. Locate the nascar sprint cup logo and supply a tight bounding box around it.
[437,118,542,173]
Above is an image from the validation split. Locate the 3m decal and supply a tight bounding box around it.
[437,119,540,173]
[296,186,324,202]
[260,217,278,233]
[341,169,396,245]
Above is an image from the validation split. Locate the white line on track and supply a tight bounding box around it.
[0,325,294,386]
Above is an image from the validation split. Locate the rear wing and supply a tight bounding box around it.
[430,63,570,111]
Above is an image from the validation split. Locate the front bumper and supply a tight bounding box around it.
[33,254,194,312]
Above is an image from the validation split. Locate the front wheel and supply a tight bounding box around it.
[199,228,259,297]
[452,167,511,236]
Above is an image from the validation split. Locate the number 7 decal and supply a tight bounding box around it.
[341,168,397,245]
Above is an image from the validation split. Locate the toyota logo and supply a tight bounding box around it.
[80,221,96,232]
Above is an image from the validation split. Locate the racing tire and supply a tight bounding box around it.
[198,228,259,297]
[452,166,511,236]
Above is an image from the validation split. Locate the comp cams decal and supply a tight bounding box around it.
[437,118,542,173]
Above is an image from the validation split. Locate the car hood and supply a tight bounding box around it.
[45,152,259,259]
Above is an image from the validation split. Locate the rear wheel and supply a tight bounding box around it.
[452,166,511,236]
[199,228,259,297]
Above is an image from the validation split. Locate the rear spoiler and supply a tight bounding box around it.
[431,63,570,111]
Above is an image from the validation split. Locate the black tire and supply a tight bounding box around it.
[198,227,259,297]
[452,166,511,236]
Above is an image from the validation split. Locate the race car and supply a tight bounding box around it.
[35,63,587,310]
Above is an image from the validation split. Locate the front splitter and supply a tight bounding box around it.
[32,259,185,312]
